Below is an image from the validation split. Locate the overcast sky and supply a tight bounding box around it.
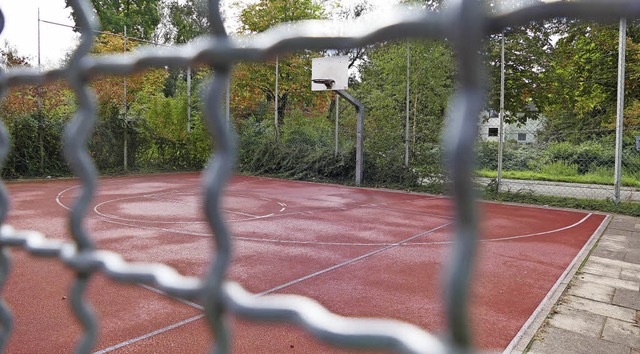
[0,0,399,69]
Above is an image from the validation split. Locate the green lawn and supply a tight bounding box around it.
[476,169,640,188]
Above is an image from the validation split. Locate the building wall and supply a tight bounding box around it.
[478,113,544,144]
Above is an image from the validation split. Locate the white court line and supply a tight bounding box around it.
[138,284,204,310]
[93,220,453,353]
[502,214,611,353]
[92,314,205,354]
[86,212,597,352]
[57,186,594,246]
[56,180,596,352]
[257,221,454,296]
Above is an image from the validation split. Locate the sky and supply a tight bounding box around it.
[0,0,399,69]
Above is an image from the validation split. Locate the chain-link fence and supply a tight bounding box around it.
[478,119,640,203]
[0,0,640,353]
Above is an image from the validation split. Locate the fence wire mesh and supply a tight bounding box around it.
[0,0,640,353]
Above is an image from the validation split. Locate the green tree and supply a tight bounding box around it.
[65,0,161,40]
[484,21,554,124]
[238,0,324,34]
[539,20,640,143]
[357,39,455,173]
[165,0,209,44]
[234,0,327,126]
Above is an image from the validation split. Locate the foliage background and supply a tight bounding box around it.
[3,0,640,203]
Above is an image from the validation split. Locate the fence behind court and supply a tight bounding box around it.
[0,1,639,353]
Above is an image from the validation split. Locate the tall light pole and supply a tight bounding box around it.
[274,56,279,142]
[405,40,410,167]
[123,26,128,171]
[497,31,506,193]
[614,18,627,204]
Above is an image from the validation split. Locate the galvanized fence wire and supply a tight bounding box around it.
[0,0,639,353]
[480,124,622,200]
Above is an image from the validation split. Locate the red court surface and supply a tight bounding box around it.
[2,172,606,353]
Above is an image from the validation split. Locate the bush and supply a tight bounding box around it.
[476,140,543,171]
[544,141,614,174]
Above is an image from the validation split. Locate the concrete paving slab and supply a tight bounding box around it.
[548,305,606,338]
[626,250,640,264]
[567,279,615,303]
[604,229,639,237]
[592,248,628,261]
[613,288,640,311]
[581,262,622,278]
[590,256,640,272]
[578,273,639,291]
[602,317,640,349]
[621,268,640,283]
[564,295,637,323]
[599,239,629,252]
[603,234,633,243]
[609,221,640,232]
[527,327,629,354]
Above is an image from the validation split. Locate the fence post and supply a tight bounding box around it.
[614,18,626,205]
[497,31,505,192]
[123,25,128,171]
[335,95,339,157]
[405,40,410,167]
[336,90,364,186]
[274,56,279,143]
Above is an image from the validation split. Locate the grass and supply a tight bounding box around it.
[481,187,640,216]
[476,167,640,188]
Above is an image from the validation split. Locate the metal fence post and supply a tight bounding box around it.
[405,39,410,167]
[335,95,339,157]
[274,56,279,142]
[614,18,626,205]
[337,90,364,186]
[497,31,505,193]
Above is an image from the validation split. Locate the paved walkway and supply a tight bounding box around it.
[512,214,640,353]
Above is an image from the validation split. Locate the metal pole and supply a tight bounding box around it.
[614,18,627,204]
[37,8,41,70]
[335,95,339,157]
[123,26,128,171]
[187,66,192,132]
[497,31,506,193]
[37,8,44,172]
[336,90,364,186]
[405,40,410,167]
[275,56,279,142]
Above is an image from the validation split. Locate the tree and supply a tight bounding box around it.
[233,0,327,126]
[0,42,31,68]
[238,0,324,34]
[88,33,168,169]
[65,0,161,40]
[539,20,640,143]
[357,39,455,172]
[165,0,210,44]
[484,21,554,124]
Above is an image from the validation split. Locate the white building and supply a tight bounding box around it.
[479,109,544,144]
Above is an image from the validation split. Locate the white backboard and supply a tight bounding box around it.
[312,56,349,91]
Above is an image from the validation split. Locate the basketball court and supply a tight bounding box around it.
[0,172,607,353]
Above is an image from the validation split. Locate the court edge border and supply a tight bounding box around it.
[503,213,613,354]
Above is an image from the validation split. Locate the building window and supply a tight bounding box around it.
[488,128,498,137]
[518,133,527,141]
